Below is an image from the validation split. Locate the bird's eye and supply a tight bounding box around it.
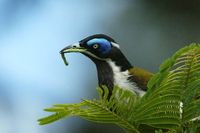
[93,44,99,49]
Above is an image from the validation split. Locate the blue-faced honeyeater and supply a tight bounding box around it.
[60,34,153,97]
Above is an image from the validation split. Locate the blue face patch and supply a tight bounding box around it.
[87,38,111,54]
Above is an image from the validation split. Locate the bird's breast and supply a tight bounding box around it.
[107,60,146,96]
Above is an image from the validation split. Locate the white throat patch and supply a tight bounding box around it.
[107,60,145,96]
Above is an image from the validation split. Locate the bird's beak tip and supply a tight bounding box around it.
[59,50,65,54]
[59,45,72,54]
[60,43,85,66]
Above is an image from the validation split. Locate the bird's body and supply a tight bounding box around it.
[60,34,153,97]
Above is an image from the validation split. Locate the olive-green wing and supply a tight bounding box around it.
[128,67,154,90]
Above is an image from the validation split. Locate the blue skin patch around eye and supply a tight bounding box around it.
[87,38,111,54]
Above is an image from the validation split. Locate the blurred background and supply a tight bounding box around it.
[0,0,200,133]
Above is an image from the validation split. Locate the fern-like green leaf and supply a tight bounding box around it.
[38,86,140,133]
[38,43,200,133]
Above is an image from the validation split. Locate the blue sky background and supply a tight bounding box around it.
[0,1,130,133]
[0,0,200,133]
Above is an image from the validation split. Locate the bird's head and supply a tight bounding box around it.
[60,34,132,71]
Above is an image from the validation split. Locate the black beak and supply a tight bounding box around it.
[60,43,87,65]
[60,45,72,54]
[60,43,86,54]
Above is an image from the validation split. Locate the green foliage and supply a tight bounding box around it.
[38,43,200,133]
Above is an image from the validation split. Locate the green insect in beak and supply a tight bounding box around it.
[61,53,68,66]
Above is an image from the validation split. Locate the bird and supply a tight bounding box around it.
[60,34,153,98]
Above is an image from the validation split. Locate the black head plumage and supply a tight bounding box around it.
[79,34,116,44]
